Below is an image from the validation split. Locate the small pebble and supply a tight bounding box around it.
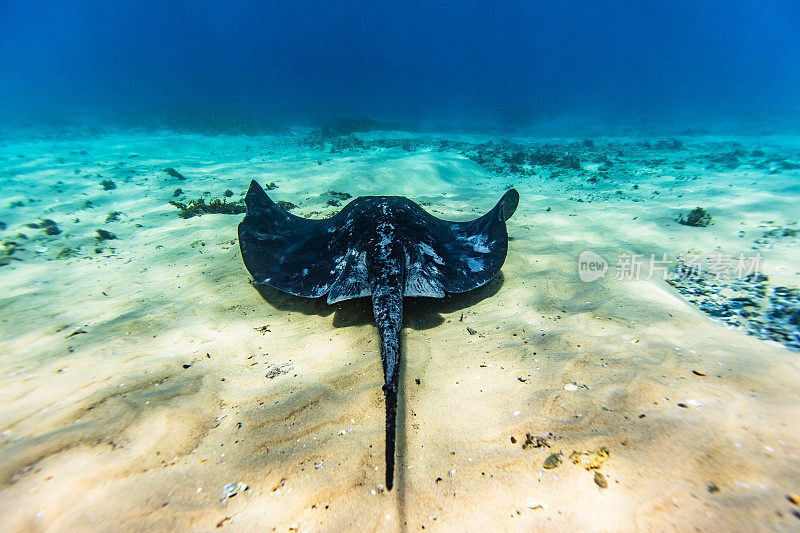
[526,499,546,510]
[594,471,608,489]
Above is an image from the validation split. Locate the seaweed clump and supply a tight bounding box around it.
[56,247,78,259]
[169,198,245,218]
[276,200,297,211]
[100,179,116,191]
[677,207,712,227]
[329,190,352,201]
[96,229,117,241]
[26,219,61,235]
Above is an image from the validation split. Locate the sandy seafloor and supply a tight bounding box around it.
[0,128,799,532]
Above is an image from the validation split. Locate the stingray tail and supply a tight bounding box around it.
[383,381,398,490]
[372,285,403,491]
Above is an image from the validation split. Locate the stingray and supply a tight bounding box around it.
[238,180,519,490]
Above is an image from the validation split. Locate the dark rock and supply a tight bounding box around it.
[164,167,186,180]
[96,229,117,241]
[677,207,712,227]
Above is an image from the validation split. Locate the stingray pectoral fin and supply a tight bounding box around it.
[418,188,518,294]
[497,188,520,222]
[238,180,339,298]
[326,251,372,304]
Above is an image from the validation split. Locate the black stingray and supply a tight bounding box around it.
[238,180,519,490]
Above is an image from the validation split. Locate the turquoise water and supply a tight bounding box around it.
[2,2,800,530]
[1,1,799,131]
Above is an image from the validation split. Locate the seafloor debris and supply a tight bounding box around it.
[271,478,287,492]
[26,218,61,235]
[276,200,297,211]
[667,258,800,351]
[164,167,186,180]
[100,179,117,190]
[169,198,246,218]
[322,190,353,207]
[221,482,248,501]
[594,471,608,488]
[328,190,352,200]
[522,433,552,450]
[543,452,563,469]
[55,247,77,258]
[569,447,610,470]
[677,207,712,227]
[96,229,117,241]
[265,362,292,379]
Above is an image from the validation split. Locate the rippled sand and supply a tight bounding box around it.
[1,130,799,531]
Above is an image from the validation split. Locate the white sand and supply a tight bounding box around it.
[0,130,799,531]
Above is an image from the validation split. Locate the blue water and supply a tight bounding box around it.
[2,0,800,131]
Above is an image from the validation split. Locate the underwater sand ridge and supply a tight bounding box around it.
[0,130,799,530]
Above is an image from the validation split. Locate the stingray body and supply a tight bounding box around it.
[238,180,519,489]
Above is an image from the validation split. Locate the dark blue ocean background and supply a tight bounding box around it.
[2,0,799,132]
